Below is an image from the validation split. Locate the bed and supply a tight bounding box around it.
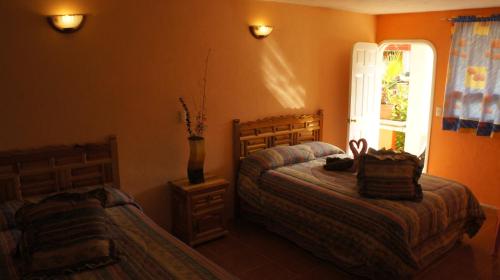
[233,111,485,279]
[0,137,235,280]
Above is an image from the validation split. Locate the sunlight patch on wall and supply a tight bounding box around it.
[262,40,306,109]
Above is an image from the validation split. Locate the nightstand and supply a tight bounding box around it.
[170,177,229,246]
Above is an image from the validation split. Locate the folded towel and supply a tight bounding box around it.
[324,157,354,171]
[357,148,423,201]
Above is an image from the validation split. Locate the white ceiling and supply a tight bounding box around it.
[262,0,500,15]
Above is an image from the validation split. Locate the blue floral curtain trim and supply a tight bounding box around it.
[443,16,500,137]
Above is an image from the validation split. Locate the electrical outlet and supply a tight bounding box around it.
[435,106,443,117]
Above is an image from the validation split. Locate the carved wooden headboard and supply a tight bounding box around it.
[233,110,323,171]
[0,136,120,202]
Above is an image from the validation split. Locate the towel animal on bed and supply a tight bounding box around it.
[323,138,367,172]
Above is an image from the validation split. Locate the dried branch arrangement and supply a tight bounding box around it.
[179,49,211,139]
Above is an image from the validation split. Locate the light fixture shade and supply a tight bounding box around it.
[48,14,85,33]
[249,25,273,39]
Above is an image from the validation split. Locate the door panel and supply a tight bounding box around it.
[404,43,435,171]
[349,42,380,152]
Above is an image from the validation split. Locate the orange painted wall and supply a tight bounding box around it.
[377,7,500,207]
[0,0,375,228]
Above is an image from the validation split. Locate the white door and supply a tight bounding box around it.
[404,42,435,171]
[348,42,380,151]
[404,43,434,157]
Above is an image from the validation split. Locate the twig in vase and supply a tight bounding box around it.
[194,49,211,137]
[180,48,212,138]
[179,97,193,137]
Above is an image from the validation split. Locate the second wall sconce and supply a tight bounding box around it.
[249,25,273,39]
[48,14,86,33]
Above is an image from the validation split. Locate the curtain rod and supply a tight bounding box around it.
[442,14,500,22]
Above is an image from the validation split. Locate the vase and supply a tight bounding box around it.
[187,136,205,184]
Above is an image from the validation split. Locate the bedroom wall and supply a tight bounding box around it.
[0,0,375,228]
[377,7,500,208]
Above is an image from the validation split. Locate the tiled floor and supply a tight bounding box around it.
[196,210,499,279]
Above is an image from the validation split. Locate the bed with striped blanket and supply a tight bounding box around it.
[0,187,235,280]
[237,143,485,279]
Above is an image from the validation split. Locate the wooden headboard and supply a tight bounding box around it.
[0,136,120,202]
[233,110,323,170]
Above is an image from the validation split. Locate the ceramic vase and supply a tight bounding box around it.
[187,136,205,184]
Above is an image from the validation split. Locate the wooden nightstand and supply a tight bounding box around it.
[170,177,229,246]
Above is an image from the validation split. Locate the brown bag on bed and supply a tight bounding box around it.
[357,148,423,201]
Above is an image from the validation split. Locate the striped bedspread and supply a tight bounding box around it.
[238,157,485,279]
[0,199,235,279]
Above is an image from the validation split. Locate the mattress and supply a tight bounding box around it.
[237,148,485,279]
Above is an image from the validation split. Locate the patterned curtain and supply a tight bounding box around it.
[443,15,500,137]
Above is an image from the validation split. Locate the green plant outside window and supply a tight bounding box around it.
[381,50,409,151]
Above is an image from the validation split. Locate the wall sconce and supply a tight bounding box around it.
[48,14,85,33]
[249,25,273,39]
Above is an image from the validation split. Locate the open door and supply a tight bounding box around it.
[348,42,381,151]
[404,43,434,161]
[350,41,435,172]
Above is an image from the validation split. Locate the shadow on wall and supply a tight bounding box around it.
[262,39,306,109]
[133,183,171,229]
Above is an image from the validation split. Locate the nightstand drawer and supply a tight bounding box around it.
[192,209,227,245]
[192,189,225,213]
